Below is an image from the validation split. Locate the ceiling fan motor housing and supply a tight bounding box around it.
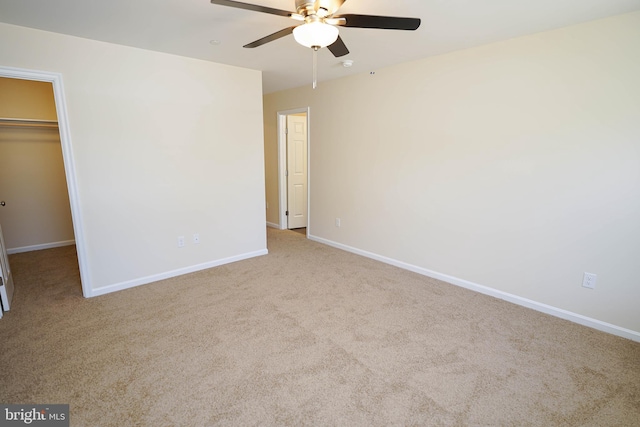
[296,0,332,18]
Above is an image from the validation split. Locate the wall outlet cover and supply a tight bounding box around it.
[582,272,597,289]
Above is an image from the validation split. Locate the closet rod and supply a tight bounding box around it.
[0,117,59,129]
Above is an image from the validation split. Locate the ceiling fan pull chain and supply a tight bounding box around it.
[312,46,318,89]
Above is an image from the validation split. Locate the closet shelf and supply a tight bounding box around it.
[0,117,59,129]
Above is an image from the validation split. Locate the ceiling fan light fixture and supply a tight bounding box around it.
[293,22,339,48]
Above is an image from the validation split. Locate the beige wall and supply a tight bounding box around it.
[264,108,279,225]
[0,23,266,293]
[264,12,640,334]
[0,77,75,251]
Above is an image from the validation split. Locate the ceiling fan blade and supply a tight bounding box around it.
[243,26,297,48]
[334,14,421,30]
[314,0,346,16]
[327,35,349,57]
[210,0,294,18]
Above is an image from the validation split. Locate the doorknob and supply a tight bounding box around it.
[0,201,5,206]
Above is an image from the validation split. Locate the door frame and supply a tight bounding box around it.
[0,66,91,298]
[277,107,310,234]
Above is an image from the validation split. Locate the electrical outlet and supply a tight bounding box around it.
[178,236,185,248]
[335,218,341,227]
[582,272,597,289]
[193,233,200,244]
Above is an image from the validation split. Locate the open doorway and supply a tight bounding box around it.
[0,77,74,311]
[0,77,75,254]
[0,67,89,299]
[277,108,310,235]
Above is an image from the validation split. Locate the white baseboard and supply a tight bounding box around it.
[308,234,640,343]
[89,249,268,298]
[266,222,280,229]
[8,240,76,254]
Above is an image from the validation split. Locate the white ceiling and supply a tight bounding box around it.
[1,0,639,93]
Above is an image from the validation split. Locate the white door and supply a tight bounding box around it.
[0,223,15,312]
[286,115,308,229]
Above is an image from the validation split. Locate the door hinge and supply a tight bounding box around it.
[285,170,288,177]
[285,127,288,134]
[286,211,289,216]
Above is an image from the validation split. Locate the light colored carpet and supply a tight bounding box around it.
[1,228,639,426]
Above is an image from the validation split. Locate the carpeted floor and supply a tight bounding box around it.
[1,228,639,426]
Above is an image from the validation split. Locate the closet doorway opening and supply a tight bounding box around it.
[0,77,75,254]
[0,67,89,299]
[277,108,310,235]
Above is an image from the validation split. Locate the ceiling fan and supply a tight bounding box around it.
[210,0,421,88]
